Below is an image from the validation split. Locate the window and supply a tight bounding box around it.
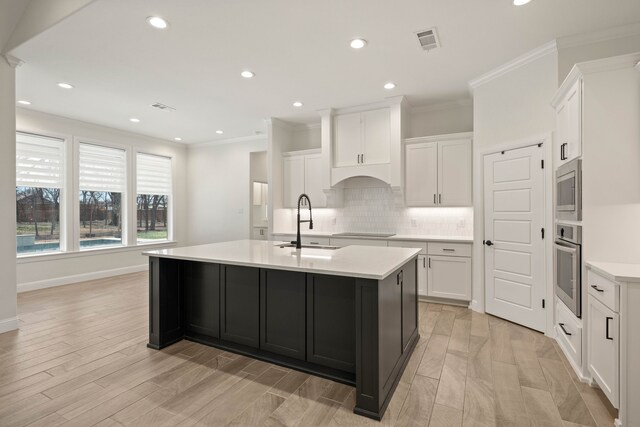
[136,153,171,242]
[16,133,65,254]
[79,143,126,249]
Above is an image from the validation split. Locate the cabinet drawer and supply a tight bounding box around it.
[587,270,619,312]
[428,242,471,257]
[330,237,387,247]
[555,298,582,367]
[388,241,427,255]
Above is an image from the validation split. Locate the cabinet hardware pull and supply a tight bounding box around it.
[439,194,442,204]
[361,153,364,163]
[606,317,613,340]
[561,143,568,161]
[442,248,455,252]
[428,258,431,268]
[433,194,436,204]
[591,285,604,293]
[423,257,426,268]
[559,323,572,336]
[310,241,319,245]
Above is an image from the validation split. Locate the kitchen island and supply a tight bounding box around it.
[144,240,420,420]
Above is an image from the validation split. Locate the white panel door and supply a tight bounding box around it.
[362,108,390,165]
[588,296,619,407]
[484,144,546,332]
[405,142,438,206]
[427,255,472,301]
[334,112,362,167]
[283,156,305,208]
[304,154,326,208]
[439,139,472,206]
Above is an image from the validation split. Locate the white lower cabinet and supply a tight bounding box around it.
[252,227,268,240]
[588,295,619,408]
[555,298,583,370]
[427,255,471,301]
[417,255,428,297]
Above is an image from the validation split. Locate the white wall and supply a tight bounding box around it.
[471,50,558,322]
[186,137,267,245]
[0,59,18,332]
[15,108,188,291]
[408,102,473,138]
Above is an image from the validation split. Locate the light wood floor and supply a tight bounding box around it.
[0,272,617,427]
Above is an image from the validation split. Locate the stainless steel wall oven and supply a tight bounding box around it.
[554,223,582,317]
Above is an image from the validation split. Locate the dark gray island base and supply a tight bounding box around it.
[147,256,419,420]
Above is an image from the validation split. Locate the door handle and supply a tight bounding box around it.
[483,240,494,246]
[559,323,572,336]
[606,317,613,340]
[591,285,604,293]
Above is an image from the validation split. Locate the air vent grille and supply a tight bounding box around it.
[151,102,176,112]
[415,28,440,51]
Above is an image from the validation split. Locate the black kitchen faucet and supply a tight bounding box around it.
[295,194,313,249]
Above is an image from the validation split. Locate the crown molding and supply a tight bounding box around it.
[293,122,321,131]
[468,41,557,91]
[188,134,267,148]
[410,99,472,114]
[557,22,640,50]
[3,54,24,68]
[635,60,640,72]
[404,131,473,145]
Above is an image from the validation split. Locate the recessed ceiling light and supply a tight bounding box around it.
[216,130,224,134]
[57,82,74,89]
[350,38,367,49]
[17,100,31,105]
[130,118,140,123]
[241,70,255,79]
[384,82,396,90]
[293,101,304,108]
[513,0,531,5]
[147,16,168,29]
[174,137,182,141]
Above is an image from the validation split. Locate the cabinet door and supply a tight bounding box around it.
[260,269,306,360]
[183,262,220,339]
[304,154,327,208]
[405,142,438,206]
[283,156,305,208]
[417,255,428,296]
[252,227,267,240]
[438,139,472,206]
[556,102,569,165]
[566,80,582,161]
[220,265,260,347]
[427,255,472,301]
[362,108,390,165]
[334,112,362,167]
[588,296,619,408]
[307,274,356,372]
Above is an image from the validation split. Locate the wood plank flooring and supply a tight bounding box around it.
[0,272,618,426]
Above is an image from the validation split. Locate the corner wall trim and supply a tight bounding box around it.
[0,317,19,334]
[18,264,147,293]
[468,40,557,91]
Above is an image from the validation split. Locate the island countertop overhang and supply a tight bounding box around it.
[143,239,421,280]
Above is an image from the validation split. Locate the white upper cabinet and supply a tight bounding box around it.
[283,151,326,208]
[405,142,438,206]
[404,134,472,207]
[333,108,390,167]
[304,154,326,208]
[553,78,582,166]
[283,156,305,208]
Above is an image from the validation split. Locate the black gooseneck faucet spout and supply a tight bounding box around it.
[295,194,313,249]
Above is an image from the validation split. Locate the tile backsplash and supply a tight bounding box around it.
[277,184,473,237]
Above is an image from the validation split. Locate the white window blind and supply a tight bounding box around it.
[16,132,64,188]
[137,153,172,195]
[79,143,126,192]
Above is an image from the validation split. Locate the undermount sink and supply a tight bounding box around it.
[276,243,341,250]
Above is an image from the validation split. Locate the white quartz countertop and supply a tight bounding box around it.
[143,240,421,280]
[586,261,640,283]
[272,231,473,243]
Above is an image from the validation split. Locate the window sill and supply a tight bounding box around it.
[16,241,178,264]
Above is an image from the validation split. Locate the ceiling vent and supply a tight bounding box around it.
[415,28,440,51]
[151,102,176,112]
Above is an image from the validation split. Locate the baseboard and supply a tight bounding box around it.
[17,264,147,293]
[469,299,485,313]
[0,317,19,334]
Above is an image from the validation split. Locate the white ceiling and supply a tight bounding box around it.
[11,0,640,143]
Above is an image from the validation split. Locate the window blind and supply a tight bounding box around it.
[137,153,172,195]
[16,132,64,188]
[79,143,126,192]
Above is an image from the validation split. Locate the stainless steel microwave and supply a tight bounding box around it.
[556,158,582,221]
